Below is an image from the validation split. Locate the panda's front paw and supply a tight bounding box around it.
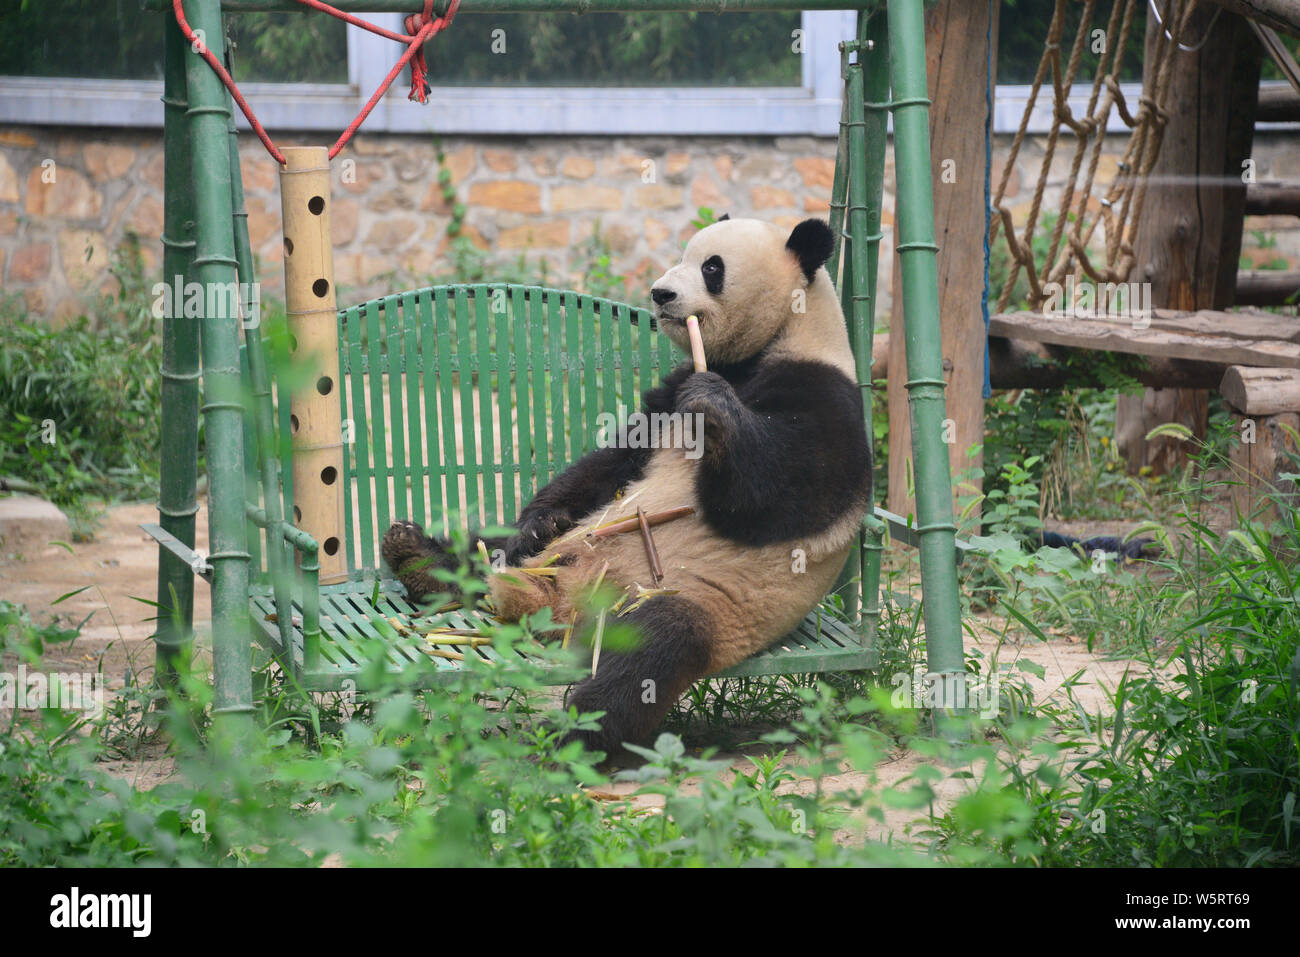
[675,371,739,450]
[506,509,574,563]
[675,371,734,413]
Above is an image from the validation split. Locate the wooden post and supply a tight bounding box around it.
[1115,8,1263,474]
[280,146,347,584]
[1227,410,1300,520]
[1220,365,1300,520]
[886,0,995,521]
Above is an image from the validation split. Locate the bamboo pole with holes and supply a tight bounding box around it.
[279,146,347,583]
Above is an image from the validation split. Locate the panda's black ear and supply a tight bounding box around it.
[786,218,834,281]
[717,213,730,221]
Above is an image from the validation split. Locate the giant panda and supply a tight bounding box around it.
[381,216,873,757]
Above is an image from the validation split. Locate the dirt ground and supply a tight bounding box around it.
[1,499,1155,844]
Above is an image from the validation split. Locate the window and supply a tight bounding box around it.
[0,3,347,83]
[998,0,1147,85]
[228,12,348,83]
[0,1,165,80]
[10,3,1262,136]
[0,5,848,135]
[421,12,802,87]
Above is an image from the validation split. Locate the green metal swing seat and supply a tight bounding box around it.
[243,283,880,691]
[146,2,971,719]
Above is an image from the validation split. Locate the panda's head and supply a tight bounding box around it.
[649,217,834,365]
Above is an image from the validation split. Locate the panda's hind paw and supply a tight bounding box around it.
[381,521,452,603]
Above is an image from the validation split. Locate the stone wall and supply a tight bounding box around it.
[1,124,1297,324]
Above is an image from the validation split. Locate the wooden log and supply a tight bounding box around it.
[1256,84,1300,121]
[878,326,1249,389]
[989,309,1300,367]
[1203,0,1300,39]
[986,336,1228,389]
[1235,270,1300,305]
[1220,365,1300,413]
[887,0,995,519]
[1244,183,1300,216]
[1116,8,1263,475]
[1229,411,1300,520]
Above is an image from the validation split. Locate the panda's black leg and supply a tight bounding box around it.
[562,595,713,763]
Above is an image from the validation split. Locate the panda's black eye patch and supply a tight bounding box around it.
[701,255,724,295]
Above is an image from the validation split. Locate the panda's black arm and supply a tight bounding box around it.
[506,362,696,561]
[676,362,871,544]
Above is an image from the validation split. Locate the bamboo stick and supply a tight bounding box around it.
[686,314,707,372]
[423,635,491,647]
[586,505,694,539]
[636,506,663,584]
[591,608,607,677]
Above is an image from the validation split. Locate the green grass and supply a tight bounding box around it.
[4,220,1297,866]
[5,438,1295,867]
[0,237,162,530]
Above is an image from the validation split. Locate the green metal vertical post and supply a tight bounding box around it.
[886,0,964,676]
[229,83,263,585]
[224,74,295,662]
[831,10,889,640]
[826,70,850,283]
[832,43,866,620]
[182,0,255,739]
[154,14,200,690]
[857,8,890,644]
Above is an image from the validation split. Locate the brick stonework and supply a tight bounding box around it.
[1,126,1297,322]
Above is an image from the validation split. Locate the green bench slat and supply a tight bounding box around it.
[251,579,874,691]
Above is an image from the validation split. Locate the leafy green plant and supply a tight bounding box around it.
[576,221,629,303]
[0,237,162,523]
[690,206,719,233]
[0,542,1017,868]
[433,139,467,239]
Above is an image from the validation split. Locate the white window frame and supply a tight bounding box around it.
[0,12,854,136]
[2,12,1293,136]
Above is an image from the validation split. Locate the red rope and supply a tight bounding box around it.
[171,0,459,166]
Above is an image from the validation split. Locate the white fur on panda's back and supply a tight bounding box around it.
[531,443,852,672]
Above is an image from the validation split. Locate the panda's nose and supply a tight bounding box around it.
[651,288,676,306]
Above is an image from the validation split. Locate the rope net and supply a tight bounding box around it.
[172,0,459,165]
[990,0,1204,313]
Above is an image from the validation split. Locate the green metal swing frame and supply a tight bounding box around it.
[149,0,967,740]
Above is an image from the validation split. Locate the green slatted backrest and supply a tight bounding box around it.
[276,284,677,579]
